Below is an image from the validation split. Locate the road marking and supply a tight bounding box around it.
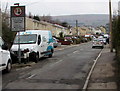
[73,51,78,53]
[26,74,36,79]
[58,48,64,50]
[50,60,63,67]
[82,50,102,91]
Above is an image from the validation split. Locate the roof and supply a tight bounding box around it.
[17,30,51,35]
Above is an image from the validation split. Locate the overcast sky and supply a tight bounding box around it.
[1,0,119,16]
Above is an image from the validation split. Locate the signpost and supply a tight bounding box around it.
[11,6,25,32]
[11,4,25,63]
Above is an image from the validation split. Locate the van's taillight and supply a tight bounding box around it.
[24,49,29,53]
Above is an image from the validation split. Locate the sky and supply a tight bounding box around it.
[1,0,120,16]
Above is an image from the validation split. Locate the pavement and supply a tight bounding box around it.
[87,45,118,91]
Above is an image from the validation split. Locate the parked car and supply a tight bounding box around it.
[92,38,104,49]
[102,38,107,45]
[103,34,109,38]
[53,37,58,48]
[0,37,12,72]
[11,30,54,63]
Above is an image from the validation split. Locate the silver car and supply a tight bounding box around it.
[92,38,104,49]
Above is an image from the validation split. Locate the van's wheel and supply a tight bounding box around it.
[48,50,53,58]
[5,60,12,73]
[35,53,39,63]
[101,46,104,49]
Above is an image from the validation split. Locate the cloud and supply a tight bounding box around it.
[1,0,119,16]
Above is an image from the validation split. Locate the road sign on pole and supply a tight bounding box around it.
[11,6,25,31]
[10,5,25,64]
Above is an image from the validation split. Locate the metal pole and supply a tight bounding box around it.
[14,3,21,63]
[18,32,21,64]
[109,0,113,52]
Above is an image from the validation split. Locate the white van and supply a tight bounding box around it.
[0,37,12,72]
[11,30,54,63]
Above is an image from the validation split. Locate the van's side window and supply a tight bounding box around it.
[38,35,41,45]
[42,36,47,42]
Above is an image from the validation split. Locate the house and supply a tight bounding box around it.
[26,17,70,37]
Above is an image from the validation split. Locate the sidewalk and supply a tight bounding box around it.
[87,45,118,91]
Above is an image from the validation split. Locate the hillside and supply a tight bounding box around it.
[52,14,109,27]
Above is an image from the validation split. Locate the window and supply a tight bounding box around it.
[38,35,41,45]
[42,36,47,42]
[14,34,37,44]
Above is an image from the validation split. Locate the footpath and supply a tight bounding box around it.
[87,45,118,91]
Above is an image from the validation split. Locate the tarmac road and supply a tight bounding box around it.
[2,42,102,90]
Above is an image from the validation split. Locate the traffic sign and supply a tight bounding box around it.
[14,7,22,16]
[11,6,25,31]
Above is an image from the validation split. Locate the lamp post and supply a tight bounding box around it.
[109,0,113,52]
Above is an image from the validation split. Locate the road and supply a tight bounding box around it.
[2,42,101,90]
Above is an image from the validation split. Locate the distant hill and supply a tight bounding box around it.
[52,14,109,27]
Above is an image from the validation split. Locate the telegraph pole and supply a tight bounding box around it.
[76,20,78,36]
[109,0,113,52]
[0,2,2,37]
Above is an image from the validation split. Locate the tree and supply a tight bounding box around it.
[59,32,64,41]
[61,22,69,28]
[33,15,40,21]
[28,12,32,18]
[40,15,52,22]
[2,12,16,49]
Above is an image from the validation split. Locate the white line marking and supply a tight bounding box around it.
[27,74,36,79]
[58,48,64,50]
[50,60,63,67]
[73,51,78,53]
[82,50,102,91]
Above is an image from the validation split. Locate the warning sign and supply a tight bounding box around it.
[11,6,25,31]
[11,6,25,17]
[13,7,22,16]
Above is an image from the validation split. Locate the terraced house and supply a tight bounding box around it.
[26,17,70,37]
